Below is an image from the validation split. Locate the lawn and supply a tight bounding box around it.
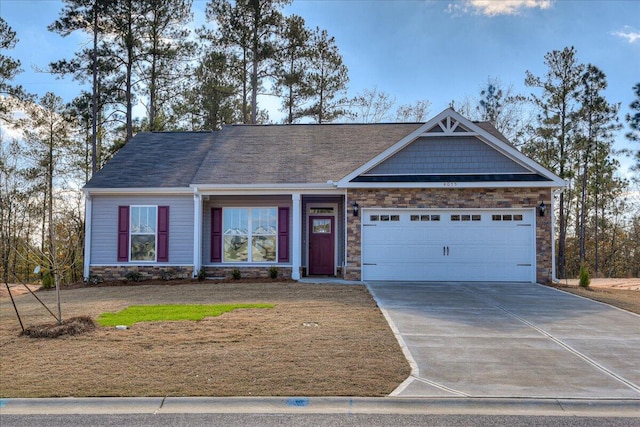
[0,281,410,398]
[97,303,274,327]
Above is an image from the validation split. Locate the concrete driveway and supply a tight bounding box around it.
[366,282,640,399]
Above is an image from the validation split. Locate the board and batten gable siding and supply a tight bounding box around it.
[202,195,292,265]
[365,136,530,175]
[90,195,194,265]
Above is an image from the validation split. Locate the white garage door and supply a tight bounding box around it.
[362,209,535,282]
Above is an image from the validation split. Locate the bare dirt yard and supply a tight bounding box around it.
[0,280,410,398]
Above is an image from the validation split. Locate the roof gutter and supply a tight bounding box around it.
[83,187,194,196]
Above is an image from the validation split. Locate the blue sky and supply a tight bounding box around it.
[2,0,639,171]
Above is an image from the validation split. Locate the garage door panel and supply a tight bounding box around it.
[362,209,535,282]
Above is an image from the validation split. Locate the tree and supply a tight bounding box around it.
[0,17,30,120]
[574,65,620,270]
[49,0,119,174]
[206,0,290,124]
[395,100,431,122]
[457,76,530,146]
[137,0,195,131]
[274,14,312,124]
[525,46,585,279]
[300,28,349,123]
[349,87,395,123]
[626,83,640,172]
[181,50,240,130]
[20,93,79,322]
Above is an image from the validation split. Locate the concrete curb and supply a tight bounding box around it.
[1,397,639,417]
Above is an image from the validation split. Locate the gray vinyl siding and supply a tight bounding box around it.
[366,136,530,175]
[202,195,292,264]
[90,195,194,265]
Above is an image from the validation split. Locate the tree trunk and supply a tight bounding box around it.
[578,148,589,266]
[125,0,134,142]
[91,4,99,175]
[47,123,61,324]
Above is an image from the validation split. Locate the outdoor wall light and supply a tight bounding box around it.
[352,201,359,217]
[539,201,546,217]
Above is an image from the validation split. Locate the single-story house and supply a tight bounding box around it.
[83,108,565,283]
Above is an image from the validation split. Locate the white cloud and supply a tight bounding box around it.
[447,0,553,16]
[612,26,640,43]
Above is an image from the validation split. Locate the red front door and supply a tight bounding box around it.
[309,216,335,275]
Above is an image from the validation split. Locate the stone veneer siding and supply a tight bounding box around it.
[89,266,193,282]
[344,187,553,283]
[89,265,292,282]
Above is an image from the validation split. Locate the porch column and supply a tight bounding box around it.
[83,192,92,281]
[193,190,202,276]
[291,193,302,280]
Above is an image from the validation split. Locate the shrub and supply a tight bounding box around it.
[41,271,54,289]
[269,266,278,280]
[160,269,174,281]
[579,263,591,288]
[197,267,206,282]
[125,271,143,282]
[231,268,241,280]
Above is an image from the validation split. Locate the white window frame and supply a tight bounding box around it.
[222,207,278,263]
[130,205,158,262]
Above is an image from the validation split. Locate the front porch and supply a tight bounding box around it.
[195,191,349,280]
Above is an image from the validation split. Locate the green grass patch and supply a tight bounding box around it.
[97,303,274,327]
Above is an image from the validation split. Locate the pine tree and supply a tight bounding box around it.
[206,0,290,124]
[274,14,312,124]
[525,46,585,279]
[300,28,349,124]
[626,83,640,172]
[137,0,195,131]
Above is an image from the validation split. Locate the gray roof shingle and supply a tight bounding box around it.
[84,132,216,188]
[191,123,423,185]
[84,120,511,189]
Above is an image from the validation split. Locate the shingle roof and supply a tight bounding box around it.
[84,132,216,188]
[191,123,423,185]
[83,120,512,189]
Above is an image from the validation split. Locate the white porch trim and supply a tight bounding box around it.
[291,193,302,280]
[83,193,92,280]
[193,189,203,277]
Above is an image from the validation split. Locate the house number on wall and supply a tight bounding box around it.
[443,182,458,187]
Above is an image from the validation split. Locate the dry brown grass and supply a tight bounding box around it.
[0,281,410,398]
[550,284,640,315]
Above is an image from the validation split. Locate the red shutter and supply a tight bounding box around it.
[157,206,169,262]
[278,207,289,263]
[117,206,129,262]
[211,208,222,262]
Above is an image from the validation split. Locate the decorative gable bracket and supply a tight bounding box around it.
[422,116,475,136]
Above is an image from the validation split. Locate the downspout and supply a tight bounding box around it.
[83,191,92,281]
[192,187,202,277]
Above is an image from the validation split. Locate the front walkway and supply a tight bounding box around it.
[367,282,640,399]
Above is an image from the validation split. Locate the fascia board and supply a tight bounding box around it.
[83,187,193,196]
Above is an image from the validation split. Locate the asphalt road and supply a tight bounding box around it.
[2,413,639,427]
